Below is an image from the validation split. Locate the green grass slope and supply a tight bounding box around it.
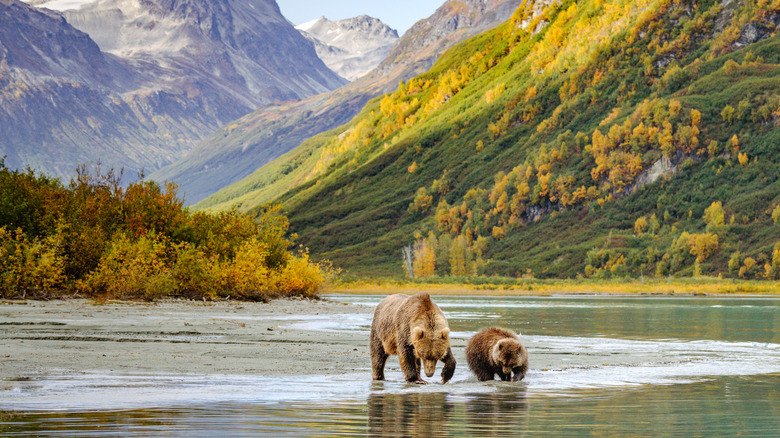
[205,0,780,280]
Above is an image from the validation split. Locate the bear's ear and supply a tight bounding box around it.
[412,326,425,341]
[497,341,504,351]
[441,328,450,339]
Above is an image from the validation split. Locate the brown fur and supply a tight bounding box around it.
[370,292,456,384]
[466,327,528,382]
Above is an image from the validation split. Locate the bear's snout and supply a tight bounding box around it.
[423,359,437,377]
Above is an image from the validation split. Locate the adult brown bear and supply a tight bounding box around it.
[370,292,456,384]
[466,327,528,382]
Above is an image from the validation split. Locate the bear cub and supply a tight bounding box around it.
[466,327,528,382]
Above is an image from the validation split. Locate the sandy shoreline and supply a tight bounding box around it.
[0,298,376,381]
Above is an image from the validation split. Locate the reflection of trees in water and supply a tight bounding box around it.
[367,384,528,437]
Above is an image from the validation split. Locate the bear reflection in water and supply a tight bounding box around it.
[465,386,529,436]
[367,385,527,436]
[368,390,452,437]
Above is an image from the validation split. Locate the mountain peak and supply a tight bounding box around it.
[296,16,327,32]
[297,14,399,81]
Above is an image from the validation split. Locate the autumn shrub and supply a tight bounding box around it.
[216,237,273,300]
[767,242,780,280]
[57,222,110,280]
[0,227,66,297]
[739,257,758,279]
[0,162,64,238]
[122,180,186,238]
[271,252,326,299]
[78,232,177,300]
[176,210,258,260]
[170,243,220,299]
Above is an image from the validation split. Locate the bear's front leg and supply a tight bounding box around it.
[441,347,456,384]
[400,344,427,384]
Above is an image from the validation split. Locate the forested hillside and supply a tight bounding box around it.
[205,0,780,280]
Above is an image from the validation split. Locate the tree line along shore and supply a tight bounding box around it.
[0,162,333,301]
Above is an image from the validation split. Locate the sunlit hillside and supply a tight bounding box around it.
[203,0,780,280]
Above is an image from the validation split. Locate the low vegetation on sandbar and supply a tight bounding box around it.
[330,276,780,296]
[0,161,332,301]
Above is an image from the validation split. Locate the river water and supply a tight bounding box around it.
[2,295,779,436]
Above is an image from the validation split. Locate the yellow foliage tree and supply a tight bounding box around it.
[688,233,719,263]
[721,105,735,124]
[739,257,757,278]
[703,201,725,231]
[449,235,471,276]
[634,216,648,236]
[730,134,740,154]
[408,187,433,213]
[412,239,436,278]
[690,109,702,126]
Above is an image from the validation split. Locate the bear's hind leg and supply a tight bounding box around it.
[370,332,388,381]
[474,368,496,382]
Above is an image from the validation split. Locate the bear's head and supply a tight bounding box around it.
[491,338,524,375]
[411,325,451,377]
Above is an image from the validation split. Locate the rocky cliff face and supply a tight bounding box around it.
[154,0,526,205]
[0,0,134,89]
[297,15,399,81]
[38,0,347,106]
[1,0,346,180]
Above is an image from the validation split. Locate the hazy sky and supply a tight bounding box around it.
[276,0,443,35]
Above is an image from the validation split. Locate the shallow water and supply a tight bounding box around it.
[2,295,779,436]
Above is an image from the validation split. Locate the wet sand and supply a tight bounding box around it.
[0,298,376,380]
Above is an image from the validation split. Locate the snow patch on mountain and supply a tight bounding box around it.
[296,16,321,32]
[26,0,91,10]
